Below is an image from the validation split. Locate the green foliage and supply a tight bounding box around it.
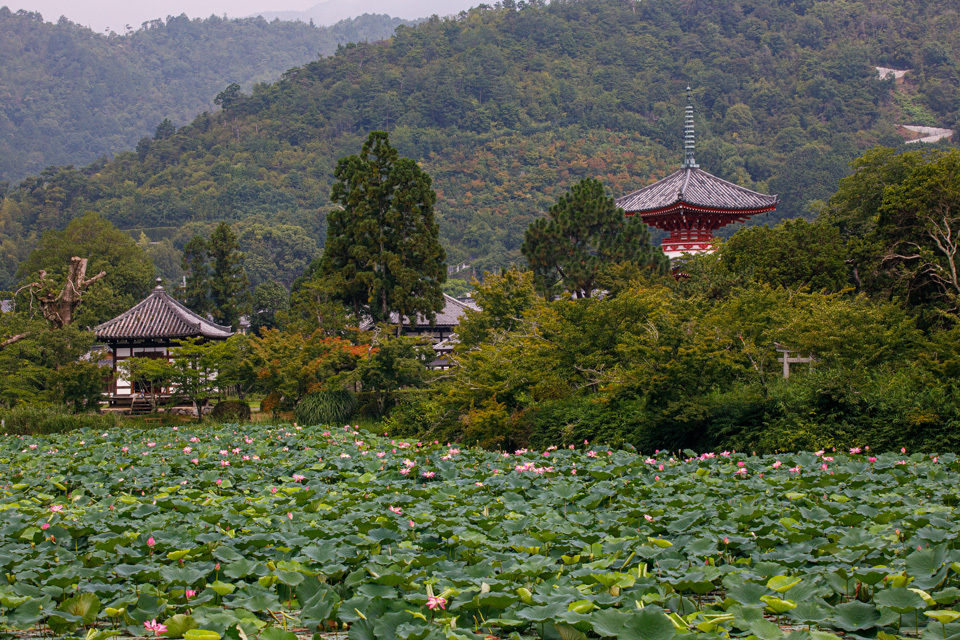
[51,362,108,413]
[0,9,409,183]
[3,0,957,287]
[719,219,850,291]
[458,269,537,347]
[522,178,668,298]
[181,235,211,315]
[118,356,175,413]
[820,147,960,317]
[0,318,97,408]
[210,400,252,422]
[323,130,446,324]
[5,424,960,640]
[250,281,290,335]
[0,404,121,435]
[294,390,358,426]
[347,331,434,415]
[208,223,251,330]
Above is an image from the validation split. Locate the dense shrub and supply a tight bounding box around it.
[210,400,252,422]
[295,390,357,426]
[0,405,121,435]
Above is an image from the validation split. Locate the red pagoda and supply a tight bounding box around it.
[616,89,779,259]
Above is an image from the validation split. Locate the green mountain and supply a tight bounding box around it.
[0,8,408,182]
[2,0,957,291]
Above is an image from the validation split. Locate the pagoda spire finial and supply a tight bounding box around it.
[682,86,699,169]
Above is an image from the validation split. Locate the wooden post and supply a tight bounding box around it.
[775,345,814,379]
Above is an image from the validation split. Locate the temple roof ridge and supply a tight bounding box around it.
[94,278,233,341]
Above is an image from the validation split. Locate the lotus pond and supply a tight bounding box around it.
[2,425,960,640]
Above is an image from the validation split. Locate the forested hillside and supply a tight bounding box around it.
[2,0,958,291]
[0,8,407,182]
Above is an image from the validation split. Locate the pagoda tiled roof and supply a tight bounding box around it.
[94,280,233,341]
[616,167,779,214]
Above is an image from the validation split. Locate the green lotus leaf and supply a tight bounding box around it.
[162,614,197,638]
[926,611,960,625]
[183,630,221,640]
[767,576,802,594]
[875,588,928,613]
[830,601,881,631]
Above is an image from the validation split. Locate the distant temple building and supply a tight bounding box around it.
[360,293,478,369]
[94,278,233,404]
[616,88,779,259]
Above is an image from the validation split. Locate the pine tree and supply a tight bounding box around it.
[180,234,210,315]
[208,222,250,330]
[322,130,446,329]
[521,178,668,298]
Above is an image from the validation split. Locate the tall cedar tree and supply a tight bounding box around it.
[208,222,251,330]
[323,130,447,328]
[181,235,211,315]
[521,178,668,298]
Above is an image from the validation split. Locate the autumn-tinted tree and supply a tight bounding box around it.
[521,178,668,298]
[322,131,447,328]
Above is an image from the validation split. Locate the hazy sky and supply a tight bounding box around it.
[6,1,339,32]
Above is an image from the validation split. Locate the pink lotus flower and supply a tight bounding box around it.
[772,460,782,469]
[723,537,730,544]
[292,474,305,482]
[409,520,415,528]
[144,619,167,636]
[849,447,862,454]
[901,447,906,453]
[868,456,877,462]
[191,458,199,465]
[183,447,192,454]
[340,453,351,458]
[789,466,800,473]
[121,447,129,453]
[28,444,37,450]
[821,463,829,471]
[644,514,653,521]
[427,595,447,610]
[736,468,747,476]
[215,479,223,486]
[389,506,402,515]
[422,471,436,478]
[147,536,156,547]
[185,589,196,598]
[41,523,50,530]
[570,469,577,475]
[271,486,278,494]
[50,504,64,513]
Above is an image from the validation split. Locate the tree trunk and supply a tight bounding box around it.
[28,257,106,329]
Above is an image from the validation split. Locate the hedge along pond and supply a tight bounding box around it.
[1,424,959,640]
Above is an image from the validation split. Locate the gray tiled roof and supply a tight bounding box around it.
[360,294,478,330]
[94,281,233,341]
[616,167,779,213]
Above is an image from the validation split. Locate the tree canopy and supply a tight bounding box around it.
[522,178,668,297]
[322,130,446,326]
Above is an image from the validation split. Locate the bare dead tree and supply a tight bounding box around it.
[21,256,106,329]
